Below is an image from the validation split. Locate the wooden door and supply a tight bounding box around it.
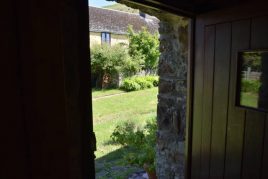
[191,3,268,179]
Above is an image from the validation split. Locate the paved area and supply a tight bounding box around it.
[128,171,148,179]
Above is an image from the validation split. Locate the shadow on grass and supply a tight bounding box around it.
[95,147,142,179]
[102,139,117,146]
[96,146,127,164]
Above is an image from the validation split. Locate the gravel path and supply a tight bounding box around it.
[128,171,149,179]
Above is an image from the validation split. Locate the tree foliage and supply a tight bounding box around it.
[242,52,262,71]
[128,26,160,72]
[90,44,141,88]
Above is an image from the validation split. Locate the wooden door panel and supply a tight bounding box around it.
[262,115,268,179]
[200,25,215,179]
[242,111,266,179]
[192,7,268,179]
[224,20,250,179]
[241,16,268,179]
[191,19,205,179]
[210,23,231,179]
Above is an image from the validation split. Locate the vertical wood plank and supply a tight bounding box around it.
[251,16,268,49]
[242,111,265,179]
[210,23,231,179]
[224,20,250,179]
[191,19,205,179]
[241,16,268,179]
[186,19,195,179]
[0,1,29,178]
[261,114,268,179]
[200,25,215,179]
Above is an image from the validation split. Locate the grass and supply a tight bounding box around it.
[93,87,158,178]
[92,88,125,98]
[241,92,258,108]
[103,3,139,14]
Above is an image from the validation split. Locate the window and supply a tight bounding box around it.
[101,32,111,45]
[236,50,268,111]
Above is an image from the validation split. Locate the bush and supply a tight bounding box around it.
[110,118,157,171]
[121,76,159,91]
[111,121,145,146]
[134,78,153,89]
[128,26,160,72]
[144,76,159,87]
[90,44,141,88]
[241,79,261,93]
[121,79,141,91]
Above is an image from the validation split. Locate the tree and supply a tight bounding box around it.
[128,26,160,73]
[90,44,140,88]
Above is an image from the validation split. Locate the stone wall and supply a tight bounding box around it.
[156,17,188,179]
[108,2,188,178]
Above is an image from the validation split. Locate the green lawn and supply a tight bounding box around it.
[93,88,158,178]
[92,88,125,99]
[241,92,258,108]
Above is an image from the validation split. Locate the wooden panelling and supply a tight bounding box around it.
[242,111,265,179]
[192,5,268,179]
[209,23,231,179]
[191,19,205,179]
[261,115,268,179]
[251,16,268,49]
[224,20,249,179]
[241,16,268,179]
[0,1,28,178]
[200,25,215,179]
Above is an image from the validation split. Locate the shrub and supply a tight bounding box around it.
[144,76,159,87]
[121,79,141,91]
[241,79,261,93]
[110,118,157,171]
[133,77,153,89]
[111,121,145,146]
[90,44,141,88]
[128,26,160,72]
[121,76,159,91]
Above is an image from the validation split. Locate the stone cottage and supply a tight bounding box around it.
[89,6,159,46]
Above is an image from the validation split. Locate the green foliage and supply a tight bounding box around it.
[121,79,141,91]
[90,44,141,88]
[121,76,159,91]
[128,26,160,72]
[143,76,159,87]
[110,118,157,171]
[242,52,262,71]
[111,121,145,146]
[134,78,154,89]
[91,44,130,75]
[103,3,139,14]
[241,79,261,93]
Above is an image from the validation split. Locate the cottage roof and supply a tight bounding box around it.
[89,6,159,35]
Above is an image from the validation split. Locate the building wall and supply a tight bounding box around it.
[111,34,129,46]
[89,32,101,46]
[89,32,129,46]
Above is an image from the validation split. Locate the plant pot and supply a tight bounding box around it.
[143,163,157,179]
[146,170,157,179]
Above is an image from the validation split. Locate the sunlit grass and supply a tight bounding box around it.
[93,87,158,158]
[241,92,258,108]
[93,87,158,178]
[92,88,125,98]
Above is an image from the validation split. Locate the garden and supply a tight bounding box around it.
[91,27,160,178]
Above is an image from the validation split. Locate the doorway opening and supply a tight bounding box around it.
[89,1,190,178]
[89,2,160,178]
